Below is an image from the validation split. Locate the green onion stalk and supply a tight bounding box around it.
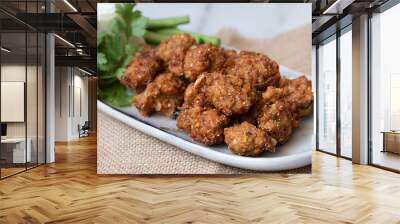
[144,17,221,46]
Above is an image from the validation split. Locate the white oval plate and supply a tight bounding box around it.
[98,65,313,171]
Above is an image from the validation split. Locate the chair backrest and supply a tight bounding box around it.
[82,121,90,129]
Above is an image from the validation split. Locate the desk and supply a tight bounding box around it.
[381,131,400,155]
[1,138,31,163]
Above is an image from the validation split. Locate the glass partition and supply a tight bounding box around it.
[339,27,352,158]
[317,36,337,155]
[27,30,38,169]
[0,1,46,179]
[370,4,400,171]
[1,30,28,178]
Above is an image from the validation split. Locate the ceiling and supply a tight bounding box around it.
[0,32,45,65]
[311,0,391,43]
[0,0,97,74]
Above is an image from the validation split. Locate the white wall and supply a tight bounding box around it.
[54,67,89,141]
[71,73,89,139]
[55,66,69,141]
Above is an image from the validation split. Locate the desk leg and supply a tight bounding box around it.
[382,133,386,153]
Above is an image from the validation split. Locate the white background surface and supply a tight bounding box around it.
[98,3,310,39]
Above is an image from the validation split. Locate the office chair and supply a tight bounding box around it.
[78,121,90,138]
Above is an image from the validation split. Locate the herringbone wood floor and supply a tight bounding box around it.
[0,135,399,224]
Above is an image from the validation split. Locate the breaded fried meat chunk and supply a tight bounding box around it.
[181,73,209,109]
[177,106,229,145]
[262,86,286,104]
[156,33,196,76]
[280,75,313,120]
[121,49,163,93]
[260,86,299,128]
[224,121,276,156]
[205,72,257,116]
[257,101,294,144]
[232,91,263,125]
[224,51,280,90]
[133,72,186,117]
[183,43,226,81]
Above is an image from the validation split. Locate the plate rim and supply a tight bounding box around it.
[98,100,312,171]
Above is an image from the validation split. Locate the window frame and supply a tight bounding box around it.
[315,24,353,161]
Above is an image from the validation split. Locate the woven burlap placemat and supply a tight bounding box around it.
[97,111,311,174]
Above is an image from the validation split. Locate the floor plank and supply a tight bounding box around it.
[0,135,399,224]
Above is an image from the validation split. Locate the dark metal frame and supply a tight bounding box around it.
[367,11,373,166]
[315,44,319,151]
[0,19,2,179]
[44,0,47,165]
[336,26,341,158]
[36,1,39,167]
[25,2,28,172]
[0,0,47,180]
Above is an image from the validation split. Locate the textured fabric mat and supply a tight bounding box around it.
[97,111,311,174]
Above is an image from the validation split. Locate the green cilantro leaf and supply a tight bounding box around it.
[131,16,148,37]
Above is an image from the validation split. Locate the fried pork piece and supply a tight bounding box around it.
[183,44,226,81]
[278,76,290,87]
[262,86,286,104]
[224,49,238,59]
[205,72,257,116]
[279,76,313,120]
[233,91,263,125]
[156,34,196,76]
[261,86,300,128]
[133,72,186,117]
[181,74,208,109]
[221,49,239,69]
[176,106,202,132]
[224,122,276,156]
[177,106,229,145]
[257,101,294,144]
[224,51,281,90]
[121,49,163,93]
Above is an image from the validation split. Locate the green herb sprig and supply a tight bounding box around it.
[97,3,221,107]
